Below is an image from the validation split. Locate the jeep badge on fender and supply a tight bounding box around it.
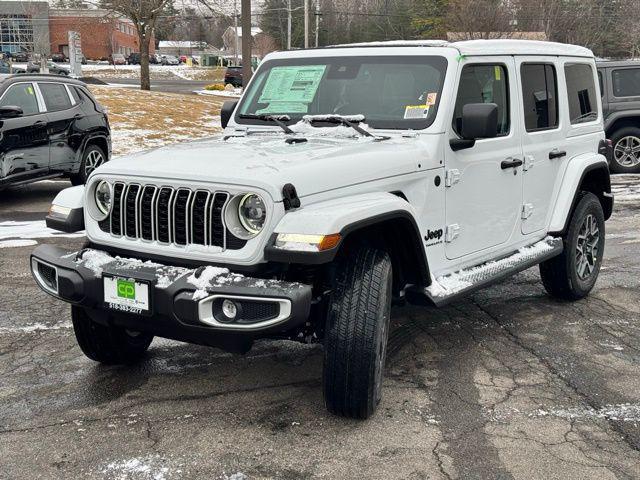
[31,39,613,420]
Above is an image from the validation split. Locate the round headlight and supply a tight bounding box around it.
[238,193,266,235]
[95,180,112,216]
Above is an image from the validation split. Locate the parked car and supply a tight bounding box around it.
[127,52,141,65]
[50,53,67,63]
[0,75,111,189]
[26,60,69,75]
[33,40,613,420]
[0,60,25,74]
[224,66,243,87]
[161,55,179,65]
[8,51,29,63]
[597,60,640,173]
[179,55,187,63]
[151,53,162,64]
[109,53,127,65]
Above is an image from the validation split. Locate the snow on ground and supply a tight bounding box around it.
[82,64,225,82]
[611,174,640,203]
[194,88,242,98]
[0,220,85,242]
[533,403,640,422]
[100,455,176,480]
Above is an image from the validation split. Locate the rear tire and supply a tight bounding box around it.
[323,246,393,419]
[610,127,640,174]
[70,144,106,185]
[540,192,605,300]
[72,306,153,365]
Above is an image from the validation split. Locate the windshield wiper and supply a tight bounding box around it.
[239,113,295,134]
[303,115,390,141]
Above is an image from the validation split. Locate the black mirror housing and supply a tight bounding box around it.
[0,105,23,119]
[460,103,498,140]
[221,100,238,129]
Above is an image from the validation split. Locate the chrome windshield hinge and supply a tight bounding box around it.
[445,224,460,242]
[445,169,461,187]
[523,155,535,171]
[521,203,534,219]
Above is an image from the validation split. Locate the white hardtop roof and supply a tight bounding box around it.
[320,39,594,58]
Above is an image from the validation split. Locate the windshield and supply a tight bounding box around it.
[236,55,448,130]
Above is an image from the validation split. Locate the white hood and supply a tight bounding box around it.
[96,132,435,202]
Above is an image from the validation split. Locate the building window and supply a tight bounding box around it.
[0,14,35,55]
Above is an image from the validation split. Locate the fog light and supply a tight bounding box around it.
[221,299,238,320]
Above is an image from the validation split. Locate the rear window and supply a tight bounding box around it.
[612,68,640,97]
[564,64,598,124]
[39,83,72,112]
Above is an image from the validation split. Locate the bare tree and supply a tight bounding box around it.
[98,0,173,90]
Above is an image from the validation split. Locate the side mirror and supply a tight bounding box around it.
[450,103,498,151]
[221,100,238,129]
[0,105,23,119]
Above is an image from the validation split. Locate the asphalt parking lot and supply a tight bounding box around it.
[1,178,639,480]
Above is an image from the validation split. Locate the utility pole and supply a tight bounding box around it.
[287,0,292,50]
[304,0,309,48]
[241,0,252,87]
[233,0,239,66]
[315,0,320,47]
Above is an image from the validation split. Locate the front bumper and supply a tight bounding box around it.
[30,245,312,349]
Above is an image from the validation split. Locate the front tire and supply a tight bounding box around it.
[540,192,605,300]
[323,246,393,419]
[70,144,106,185]
[72,306,153,365]
[610,127,640,174]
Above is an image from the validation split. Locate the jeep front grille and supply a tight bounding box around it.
[99,182,247,250]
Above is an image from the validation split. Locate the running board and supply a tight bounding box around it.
[407,237,564,307]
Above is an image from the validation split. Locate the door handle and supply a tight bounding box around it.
[549,149,567,159]
[32,120,45,126]
[501,158,523,169]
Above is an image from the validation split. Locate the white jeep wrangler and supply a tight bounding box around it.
[32,40,613,419]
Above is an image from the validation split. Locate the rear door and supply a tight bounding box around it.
[0,82,49,181]
[445,58,524,260]
[37,81,78,173]
[516,59,565,234]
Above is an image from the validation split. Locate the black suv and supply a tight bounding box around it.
[597,60,640,173]
[0,75,111,189]
[224,66,243,87]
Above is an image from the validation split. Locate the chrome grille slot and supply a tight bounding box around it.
[139,186,157,241]
[110,182,125,235]
[173,189,191,246]
[124,184,141,238]
[156,187,173,243]
[98,182,244,251]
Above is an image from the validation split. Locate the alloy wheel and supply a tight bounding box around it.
[613,136,640,168]
[576,213,600,280]
[84,150,104,177]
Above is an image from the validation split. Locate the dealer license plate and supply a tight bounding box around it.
[103,276,150,315]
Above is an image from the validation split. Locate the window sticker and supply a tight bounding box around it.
[27,86,34,95]
[258,65,326,104]
[404,104,430,119]
[494,66,502,81]
[425,92,438,106]
[255,102,309,115]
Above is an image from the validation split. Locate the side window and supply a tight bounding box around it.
[612,68,640,98]
[69,85,81,104]
[598,71,604,98]
[564,64,598,124]
[0,83,40,115]
[520,64,558,132]
[39,83,72,112]
[453,64,509,136]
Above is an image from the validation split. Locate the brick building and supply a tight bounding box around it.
[49,9,155,60]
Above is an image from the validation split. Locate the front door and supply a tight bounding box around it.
[445,58,524,260]
[0,82,49,181]
[516,59,566,234]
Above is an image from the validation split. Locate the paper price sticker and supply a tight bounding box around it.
[404,105,430,119]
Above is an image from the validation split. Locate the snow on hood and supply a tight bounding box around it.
[94,129,429,201]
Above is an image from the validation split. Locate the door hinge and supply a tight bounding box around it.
[522,203,534,219]
[445,224,460,242]
[523,155,535,171]
[445,169,461,187]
